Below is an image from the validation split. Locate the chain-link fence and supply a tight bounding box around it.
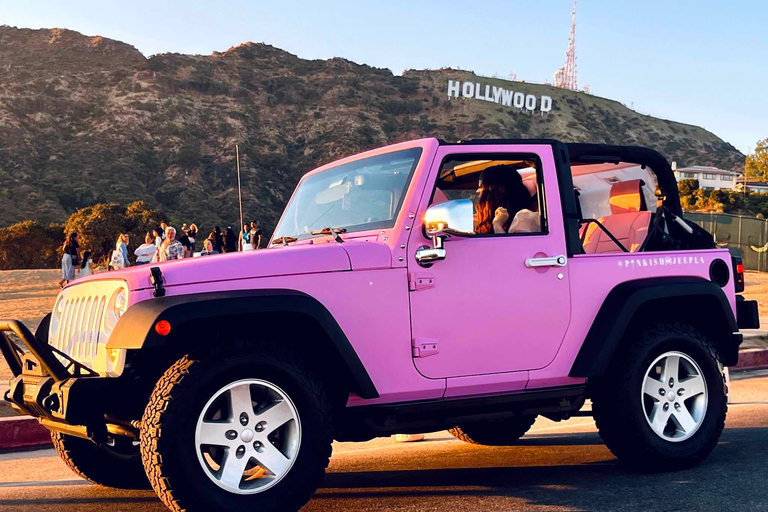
[684,212,768,272]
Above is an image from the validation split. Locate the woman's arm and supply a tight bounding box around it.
[508,209,540,234]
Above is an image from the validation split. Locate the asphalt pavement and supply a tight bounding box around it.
[1,374,767,512]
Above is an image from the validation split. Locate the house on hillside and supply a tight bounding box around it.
[734,180,768,194]
[673,165,741,191]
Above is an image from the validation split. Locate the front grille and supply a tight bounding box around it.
[50,294,106,364]
[48,279,127,375]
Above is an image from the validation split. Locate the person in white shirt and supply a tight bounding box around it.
[135,232,157,265]
[79,251,94,278]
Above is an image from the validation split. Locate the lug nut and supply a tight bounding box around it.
[236,445,246,458]
[239,412,249,426]
[663,403,670,411]
[675,402,681,410]
[659,388,666,396]
[677,388,685,396]
[225,430,238,440]
[254,421,266,433]
[669,378,675,388]
[253,441,263,452]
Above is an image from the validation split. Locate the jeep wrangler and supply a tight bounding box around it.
[1,138,759,512]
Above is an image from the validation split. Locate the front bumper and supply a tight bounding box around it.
[1,319,137,441]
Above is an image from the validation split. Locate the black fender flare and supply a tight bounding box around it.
[107,289,379,399]
[569,277,739,377]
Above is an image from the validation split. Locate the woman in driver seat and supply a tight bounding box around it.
[475,165,540,234]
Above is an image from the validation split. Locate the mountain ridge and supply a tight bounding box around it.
[0,26,744,235]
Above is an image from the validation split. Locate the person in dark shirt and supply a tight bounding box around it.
[59,232,79,287]
[178,230,192,258]
[250,220,262,250]
[208,226,224,253]
[223,227,238,253]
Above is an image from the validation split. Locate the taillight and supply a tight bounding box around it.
[732,256,745,293]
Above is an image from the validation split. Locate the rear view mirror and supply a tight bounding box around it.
[424,199,474,237]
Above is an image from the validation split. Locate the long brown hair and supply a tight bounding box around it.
[475,165,531,234]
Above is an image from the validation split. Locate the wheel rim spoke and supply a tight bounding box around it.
[649,403,671,434]
[672,405,698,433]
[255,441,291,476]
[219,450,251,490]
[229,384,254,417]
[259,400,294,434]
[680,375,705,398]
[198,421,234,446]
[661,355,680,383]
[643,376,663,400]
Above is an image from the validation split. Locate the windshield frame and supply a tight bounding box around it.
[272,147,424,242]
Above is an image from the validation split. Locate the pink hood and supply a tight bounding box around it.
[74,240,393,291]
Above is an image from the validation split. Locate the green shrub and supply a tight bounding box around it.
[0,221,64,270]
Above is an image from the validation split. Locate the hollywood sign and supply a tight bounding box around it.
[447,80,553,113]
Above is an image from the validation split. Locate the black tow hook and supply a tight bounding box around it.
[150,267,166,297]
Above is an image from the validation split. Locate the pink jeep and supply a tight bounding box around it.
[1,138,759,512]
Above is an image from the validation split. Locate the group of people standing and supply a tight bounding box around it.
[60,220,264,286]
[110,223,199,269]
[202,221,262,255]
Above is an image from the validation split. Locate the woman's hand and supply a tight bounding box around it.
[492,207,509,233]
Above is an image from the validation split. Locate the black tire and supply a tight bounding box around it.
[449,415,537,446]
[51,431,149,489]
[591,321,727,471]
[140,341,334,512]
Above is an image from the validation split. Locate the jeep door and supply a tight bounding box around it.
[407,144,572,384]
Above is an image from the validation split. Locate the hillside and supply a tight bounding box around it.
[0,26,744,235]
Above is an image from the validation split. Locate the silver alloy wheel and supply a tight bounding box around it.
[194,379,301,494]
[641,351,708,443]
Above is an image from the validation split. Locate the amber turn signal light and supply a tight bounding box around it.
[155,320,171,336]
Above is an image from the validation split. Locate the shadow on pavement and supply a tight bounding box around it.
[311,427,768,512]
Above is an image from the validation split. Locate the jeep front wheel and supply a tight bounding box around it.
[140,344,333,512]
[449,415,537,446]
[51,431,149,489]
[592,322,726,471]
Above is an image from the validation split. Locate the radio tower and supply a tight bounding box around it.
[554,0,578,90]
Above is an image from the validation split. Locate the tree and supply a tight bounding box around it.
[0,221,64,270]
[64,203,126,263]
[746,138,768,182]
[678,179,699,211]
[63,201,166,265]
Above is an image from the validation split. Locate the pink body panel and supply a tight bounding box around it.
[405,144,571,396]
[150,268,445,405]
[526,248,736,390]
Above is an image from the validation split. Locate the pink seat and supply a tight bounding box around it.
[583,180,651,254]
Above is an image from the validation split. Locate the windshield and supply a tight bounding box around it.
[272,148,423,241]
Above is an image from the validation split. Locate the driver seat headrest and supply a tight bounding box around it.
[609,179,647,214]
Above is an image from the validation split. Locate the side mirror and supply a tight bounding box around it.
[416,199,474,267]
[424,198,475,237]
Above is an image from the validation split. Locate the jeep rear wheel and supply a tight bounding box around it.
[140,343,334,512]
[449,415,537,446]
[51,431,149,489]
[592,322,726,471]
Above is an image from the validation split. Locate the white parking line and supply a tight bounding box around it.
[0,479,89,488]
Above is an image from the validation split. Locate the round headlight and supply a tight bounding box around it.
[104,288,129,337]
[114,289,127,316]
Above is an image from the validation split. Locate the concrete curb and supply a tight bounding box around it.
[733,348,768,371]
[0,416,51,452]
